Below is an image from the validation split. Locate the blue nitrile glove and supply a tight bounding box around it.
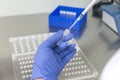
[31,30,76,80]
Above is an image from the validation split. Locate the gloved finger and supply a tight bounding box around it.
[43,30,63,47]
[63,49,76,65]
[59,44,75,58]
[54,42,68,53]
[63,33,73,42]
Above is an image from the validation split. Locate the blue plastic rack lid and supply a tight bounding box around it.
[101,4,120,36]
[115,15,120,36]
[101,4,120,17]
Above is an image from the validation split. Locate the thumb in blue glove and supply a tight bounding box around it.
[31,30,76,80]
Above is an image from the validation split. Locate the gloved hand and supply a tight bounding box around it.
[31,30,76,80]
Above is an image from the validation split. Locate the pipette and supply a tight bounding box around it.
[57,0,97,45]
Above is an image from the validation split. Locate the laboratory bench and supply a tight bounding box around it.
[0,10,120,80]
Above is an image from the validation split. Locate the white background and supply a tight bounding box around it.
[0,0,100,17]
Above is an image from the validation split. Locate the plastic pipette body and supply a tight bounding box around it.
[69,0,97,30]
[57,0,97,45]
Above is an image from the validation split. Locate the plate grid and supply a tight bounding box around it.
[9,33,98,80]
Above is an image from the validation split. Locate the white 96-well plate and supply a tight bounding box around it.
[9,33,98,80]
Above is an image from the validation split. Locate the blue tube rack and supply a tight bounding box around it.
[49,5,87,31]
